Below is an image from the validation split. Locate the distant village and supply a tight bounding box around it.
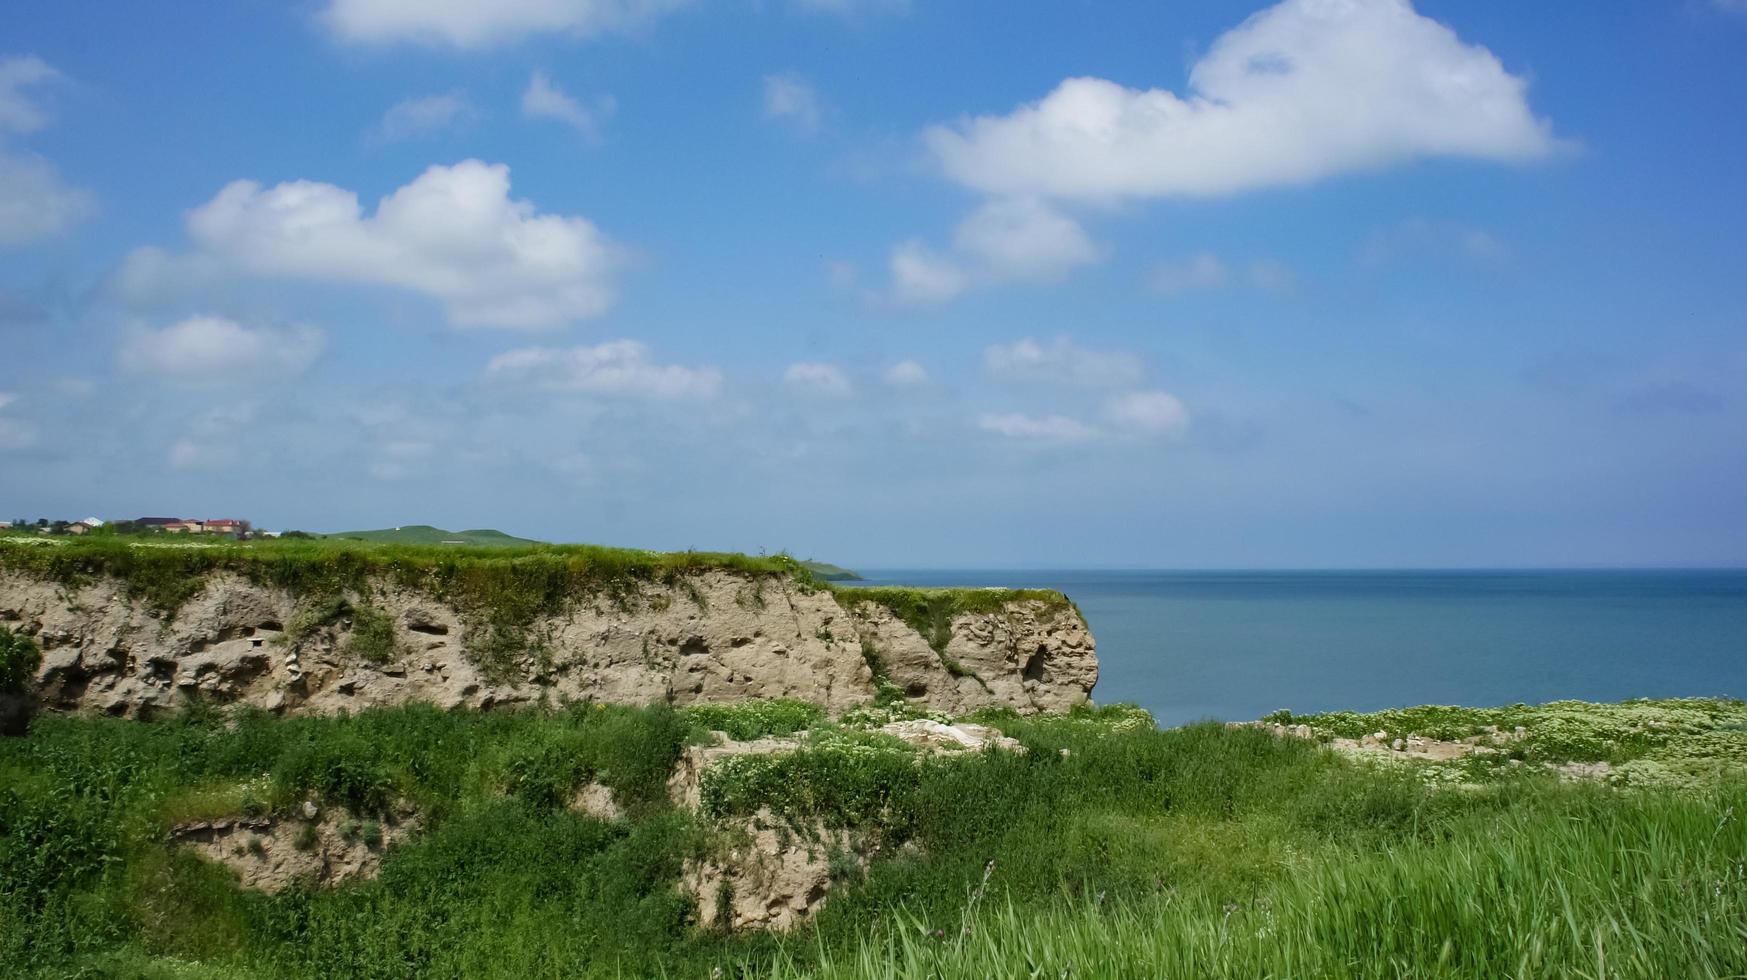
[0,516,275,540]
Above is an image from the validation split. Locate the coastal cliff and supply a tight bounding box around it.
[0,541,1096,719]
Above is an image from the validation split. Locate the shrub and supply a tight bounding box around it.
[0,627,42,694]
[681,699,825,741]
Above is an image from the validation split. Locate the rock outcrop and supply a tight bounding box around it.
[669,720,1025,930]
[0,566,1096,719]
[170,802,419,893]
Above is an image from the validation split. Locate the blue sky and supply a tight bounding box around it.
[1,0,1744,568]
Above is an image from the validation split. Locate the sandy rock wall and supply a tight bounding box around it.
[0,569,1096,718]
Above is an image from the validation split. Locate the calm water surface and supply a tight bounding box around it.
[850,570,1747,728]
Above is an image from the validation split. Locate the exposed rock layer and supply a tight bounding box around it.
[0,568,1096,718]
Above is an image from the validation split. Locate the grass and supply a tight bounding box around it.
[325,526,539,547]
[0,537,1073,687]
[2,699,1744,978]
[1266,697,1747,788]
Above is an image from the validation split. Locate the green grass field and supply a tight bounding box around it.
[2,695,1743,979]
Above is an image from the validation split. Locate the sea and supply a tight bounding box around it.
[848,570,1747,729]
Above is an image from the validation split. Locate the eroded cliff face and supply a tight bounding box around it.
[0,568,1096,718]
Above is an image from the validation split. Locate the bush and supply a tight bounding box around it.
[681,699,825,741]
[0,627,41,694]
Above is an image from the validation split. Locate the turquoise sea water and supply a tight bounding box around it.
[851,570,1747,728]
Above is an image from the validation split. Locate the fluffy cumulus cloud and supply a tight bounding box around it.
[120,315,326,382]
[321,0,688,47]
[953,197,1100,283]
[763,72,824,135]
[784,362,853,397]
[977,337,1191,444]
[485,340,722,398]
[118,160,624,329]
[888,198,1100,305]
[983,337,1147,389]
[888,240,969,306]
[925,0,1560,202]
[0,55,96,246]
[522,72,615,140]
[371,93,478,142]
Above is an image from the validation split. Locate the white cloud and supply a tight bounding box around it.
[372,93,477,142]
[884,360,929,386]
[321,0,688,47]
[485,340,722,398]
[888,198,1100,304]
[888,240,968,306]
[0,55,58,135]
[118,160,624,329]
[763,72,823,135]
[952,197,1100,283]
[0,392,15,412]
[977,412,1099,443]
[1715,0,1747,12]
[1105,390,1190,437]
[120,315,326,382]
[1148,253,1230,295]
[0,153,97,245]
[784,362,853,397]
[0,56,95,247]
[522,71,614,140]
[925,0,1561,203]
[983,337,1147,389]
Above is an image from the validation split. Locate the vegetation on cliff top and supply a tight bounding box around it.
[1266,696,1747,790]
[0,536,1060,621]
[2,698,1744,978]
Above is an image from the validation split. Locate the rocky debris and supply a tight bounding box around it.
[570,782,623,821]
[684,808,872,932]
[1249,721,1517,763]
[876,719,1024,753]
[0,568,1096,719]
[1248,720,1643,781]
[170,802,419,893]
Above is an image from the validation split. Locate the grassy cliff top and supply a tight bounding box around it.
[0,535,1071,623]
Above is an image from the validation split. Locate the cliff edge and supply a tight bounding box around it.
[0,540,1096,719]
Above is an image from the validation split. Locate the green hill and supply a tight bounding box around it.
[326,525,541,547]
[800,559,863,581]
